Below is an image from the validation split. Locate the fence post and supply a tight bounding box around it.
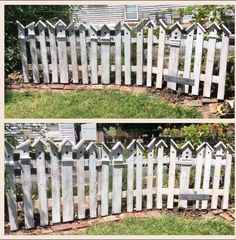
[167,140,179,209]
[146,138,156,210]
[178,141,194,209]
[16,140,34,229]
[183,23,195,93]
[67,21,79,83]
[217,25,231,100]
[211,141,226,209]
[46,21,59,83]
[55,20,69,84]
[156,20,167,89]
[124,23,132,85]
[79,23,89,84]
[101,24,111,85]
[60,138,74,222]
[156,140,168,209]
[136,141,144,211]
[90,24,98,84]
[126,140,135,212]
[112,142,125,214]
[16,21,29,83]
[35,20,49,83]
[194,142,205,209]
[115,22,122,85]
[146,20,156,87]
[26,22,39,83]
[201,142,214,209]
[222,144,234,209]
[136,20,145,86]
[5,140,18,231]
[167,22,183,91]
[86,142,98,218]
[32,138,48,226]
[100,143,111,216]
[74,139,86,219]
[191,23,206,96]
[203,23,221,97]
[48,139,61,224]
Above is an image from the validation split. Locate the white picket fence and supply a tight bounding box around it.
[16,20,232,100]
[5,137,234,231]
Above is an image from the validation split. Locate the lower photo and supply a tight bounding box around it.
[4,122,235,236]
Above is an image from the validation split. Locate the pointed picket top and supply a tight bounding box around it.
[86,141,97,152]
[90,24,98,33]
[16,139,31,150]
[101,142,111,154]
[5,140,15,164]
[136,20,145,31]
[112,141,125,151]
[35,20,46,29]
[124,22,132,31]
[101,23,111,32]
[221,24,231,36]
[115,21,121,30]
[101,143,111,162]
[66,21,75,30]
[5,139,15,152]
[16,21,25,30]
[55,19,67,28]
[170,21,183,31]
[32,137,47,148]
[147,138,156,149]
[74,138,85,151]
[78,22,87,31]
[155,139,168,149]
[158,19,167,30]
[127,139,136,150]
[181,141,194,151]
[196,142,213,153]
[48,138,59,150]
[145,20,156,28]
[46,20,55,31]
[26,22,35,36]
[207,22,221,32]
[170,139,179,150]
[60,137,74,148]
[214,141,227,151]
[226,144,235,154]
[136,140,145,151]
[185,22,196,33]
[26,21,35,29]
[196,22,206,33]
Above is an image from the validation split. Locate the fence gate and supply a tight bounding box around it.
[5,138,234,231]
[16,20,232,100]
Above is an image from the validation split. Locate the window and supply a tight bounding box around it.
[125,5,139,21]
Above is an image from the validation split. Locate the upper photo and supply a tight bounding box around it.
[4,4,235,119]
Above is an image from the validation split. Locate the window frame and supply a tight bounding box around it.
[124,5,139,21]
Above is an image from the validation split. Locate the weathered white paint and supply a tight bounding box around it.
[90,25,98,84]
[115,22,122,85]
[124,23,132,85]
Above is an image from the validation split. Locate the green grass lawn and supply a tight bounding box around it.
[5,90,202,118]
[76,215,234,235]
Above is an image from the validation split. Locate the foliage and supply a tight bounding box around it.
[5,90,202,118]
[5,5,73,74]
[76,215,234,235]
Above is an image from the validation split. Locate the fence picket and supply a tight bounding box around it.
[156,20,167,89]
[178,141,194,209]
[16,140,34,229]
[156,140,167,209]
[124,23,132,85]
[167,22,183,91]
[136,141,144,211]
[167,140,178,209]
[55,20,68,84]
[86,142,97,218]
[112,142,125,214]
[183,23,195,93]
[115,22,122,85]
[61,138,74,222]
[90,25,98,84]
[75,139,86,219]
[36,21,49,83]
[101,24,110,84]
[217,25,231,100]
[5,141,18,231]
[67,21,79,83]
[203,23,220,97]
[26,22,39,83]
[49,140,61,223]
[191,23,206,96]
[16,21,29,83]
[211,142,226,209]
[46,21,59,83]
[146,138,156,209]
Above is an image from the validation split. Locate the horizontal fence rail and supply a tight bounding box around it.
[5,137,234,231]
[16,20,233,100]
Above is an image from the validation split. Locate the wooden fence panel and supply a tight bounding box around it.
[90,25,98,84]
[115,22,122,85]
[136,21,144,86]
[124,23,131,85]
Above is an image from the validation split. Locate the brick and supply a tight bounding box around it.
[119,212,134,220]
[212,209,224,215]
[50,84,65,89]
[51,89,63,93]
[146,210,161,218]
[120,86,133,92]
[202,98,218,104]
[51,223,73,232]
[91,84,105,90]
[76,85,89,90]
[209,103,218,113]
[105,84,121,90]
[133,211,147,218]
[64,85,77,90]
[202,212,215,220]
[132,86,147,94]
[71,222,81,229]
[40,228,54,234]
[10,85,21,89]
[77,221,91,229]
[102,215,120,222]
[219,212,234,221]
